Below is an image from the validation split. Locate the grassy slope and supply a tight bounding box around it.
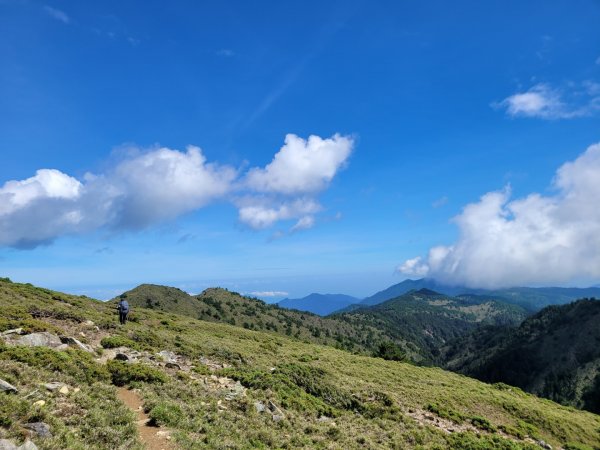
[116,284,389,355]
[442,298,600,413]
[0,279,599,449]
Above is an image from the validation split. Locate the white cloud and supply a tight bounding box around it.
[249,291,289,297]
[399,142,600,288]
[291,215,315,232]
[245,134,353,194]
[237,198,321,230]
[0,134,351,248]
[495,83,599,119]
[0,146,235,247]
[44,6,69,24]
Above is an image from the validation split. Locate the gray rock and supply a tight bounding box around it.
[44,382,65,392]
[1,328,23,336]
[254,401,266,413]
[24,422,52,438]
[14,332,62,348]
[268,401,285,421]
[60,336,93,353]
[317,415,331,422]
[536,441,552,450]
[165,362,181,370]
[18,442,38,450]
[0,378,18,393]
[157,350,177,363]
[0,439,17,450]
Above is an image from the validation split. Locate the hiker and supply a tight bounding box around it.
[117,296,129,325]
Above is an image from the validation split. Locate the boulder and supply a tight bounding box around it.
[44,382,66,392]
[14,332,62,348]
[254,401,266,413]
[24,422,52,438]
[156,350,177,363]
[1,328,23,336]
[0,440,17,450]
[0,378,18,393]
[59,336,93,353]
[0,440,38,450]
[268,401,285,422]
[18,442,38,450]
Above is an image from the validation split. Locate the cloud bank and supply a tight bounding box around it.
[399,142,600,288]
[0,134,353,248]
[496,82,600,119]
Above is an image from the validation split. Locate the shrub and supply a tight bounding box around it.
[148,402,184,427]
[100,335,137,349]
[375,342,407,362]
[0,347,109,383]
[470,416,497,432]
[107,360,167,386]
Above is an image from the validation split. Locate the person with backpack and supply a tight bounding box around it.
[117,295,130,325]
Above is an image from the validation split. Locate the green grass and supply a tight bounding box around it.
[1,278,600,449]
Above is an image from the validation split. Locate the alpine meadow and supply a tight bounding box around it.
[1,1,600,449]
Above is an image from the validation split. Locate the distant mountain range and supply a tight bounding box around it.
[358,278,600,312]
[441,298,600,414]
[277,293,359,316]
[331,288,528,362]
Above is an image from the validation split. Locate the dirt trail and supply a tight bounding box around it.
[117,387,175,450]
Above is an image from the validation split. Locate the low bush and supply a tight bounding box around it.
[100,335,138,349]
[107,361,168,386]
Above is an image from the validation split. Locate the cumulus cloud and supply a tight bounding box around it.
[44,6,70,24]
[245,134,353,194]
[237,198,320,230]
[495,83,600,119]
[0,146,235,248]
[0,134,352,248]
[398,142,600,288]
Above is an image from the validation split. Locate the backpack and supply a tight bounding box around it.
[119,300,129,313]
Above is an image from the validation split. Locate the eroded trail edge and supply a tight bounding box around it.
[117,387,174,450]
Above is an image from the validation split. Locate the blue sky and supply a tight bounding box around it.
[1,0,600,300]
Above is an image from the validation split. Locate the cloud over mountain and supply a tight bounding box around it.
[0,134,353,248]
[399,142,600,288]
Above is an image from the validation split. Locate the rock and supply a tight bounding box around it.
[254,401,266,413]
[165,362,181,370]
[58,385,69,395]
[0,378,18,393]
[60,336,93,353]
[24,422,52,438]
[268,401,285,421]
[73,388,80,393]
[1,328,23,336]
[44,382,66,392]
[317,415,331,422]
[56,344,69,351]
[32,400,45,407]
[157,350,177,363]
[18,442,38,450]
[0,439,17,450]
[83,320,95,327]
[115,353,129,361]
[14,332,62,348]
[79,332,86,338]
[536,441,552,450]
